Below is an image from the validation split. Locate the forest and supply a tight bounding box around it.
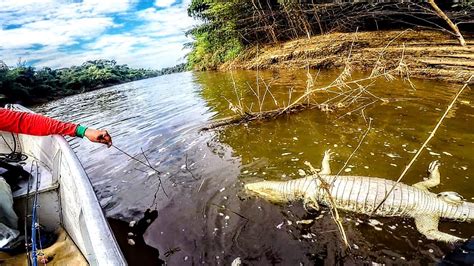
[0,60,186,105]
[186,0,474,70]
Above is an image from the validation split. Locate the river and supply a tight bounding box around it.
[35,70,474,265]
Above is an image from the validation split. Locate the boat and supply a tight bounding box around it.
[0,104,126,265]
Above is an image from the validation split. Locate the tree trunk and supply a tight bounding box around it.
[427,0,466,46]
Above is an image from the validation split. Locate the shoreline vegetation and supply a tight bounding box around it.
[0,60,186,105]
[186,0,473,82]
[222,30,474,83]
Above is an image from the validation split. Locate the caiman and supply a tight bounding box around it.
[245,150,473,243]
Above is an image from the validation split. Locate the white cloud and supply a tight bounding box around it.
[0,17,115,49]
[0,0,196,69]
[0,0,134,25]
[0,0,130,50]
[137,5,195,36]
[155,0,176,8]
[82,0,136,14]
[32,40,190,70]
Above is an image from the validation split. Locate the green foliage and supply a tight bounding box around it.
[0,59,186,105]
[186,0,246,70]
[157,63,187,75]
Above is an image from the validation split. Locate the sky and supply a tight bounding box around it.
[0,0,196,70]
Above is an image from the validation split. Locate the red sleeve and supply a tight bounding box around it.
[0,108,78,137]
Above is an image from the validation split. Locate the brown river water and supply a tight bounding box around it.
[35,70,473,265]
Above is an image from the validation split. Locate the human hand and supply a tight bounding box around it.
[84,128,112,147]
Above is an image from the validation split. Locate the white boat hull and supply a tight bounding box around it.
[1,104,126,265]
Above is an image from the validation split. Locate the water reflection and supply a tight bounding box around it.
[36,70,473,264]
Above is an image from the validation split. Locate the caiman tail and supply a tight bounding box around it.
[244,177,319,204]
[443,201,474,222]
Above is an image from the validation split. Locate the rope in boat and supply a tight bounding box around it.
[1,107,27,162]
[0,133,28,162]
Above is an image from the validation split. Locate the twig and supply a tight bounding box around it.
[112,145,169,201]
[261,78,279,107]
[372,75,473,214]
[333,117,373,180]
[304,162,351,249]
[427,0,466,46]
[212,203,250,221]
[282,69,394,113]
[112,145,161,174]
[197,178,206,192]
[302,116,372,248]
[141,148,168,197]
[185,154,198,180]
[335,100,379,121]
[370,29,412,78]
[231,72,245,115]
[361,109,367,124]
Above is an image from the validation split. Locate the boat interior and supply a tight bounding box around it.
[0,131,88,265]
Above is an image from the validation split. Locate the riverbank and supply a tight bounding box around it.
[222,30,474,83]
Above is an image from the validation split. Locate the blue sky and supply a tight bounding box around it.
[0,0,196,69]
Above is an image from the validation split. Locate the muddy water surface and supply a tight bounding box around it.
[36,70,473,265]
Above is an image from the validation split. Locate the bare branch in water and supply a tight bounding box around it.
[211,203,250,221]
[185,154,198,180]
[302,116,372,249]
[111,145,169,208]
[202,30,418,131]
[304,161,351,249]
[333,117,373,182]
[141,148,168,198]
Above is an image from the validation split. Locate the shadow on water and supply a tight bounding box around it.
[35,71,473,264]
[108,209,164,265]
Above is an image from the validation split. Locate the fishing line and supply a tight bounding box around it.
[373,75,473,214]
[31,161,40,266]
[111,144,162,175]
[24,161,34,266]
[110,144,168,200]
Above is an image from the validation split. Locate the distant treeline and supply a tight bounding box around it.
[0,60,186,105]
[186,0,474,70]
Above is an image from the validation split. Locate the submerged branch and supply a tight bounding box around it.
[201,102,327,131]
[112,144,169,202]
[201,69,397,131]
[202,30,414,131]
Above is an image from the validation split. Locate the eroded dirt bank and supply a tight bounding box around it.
[222,30,474,83]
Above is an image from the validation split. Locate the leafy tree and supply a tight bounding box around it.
[0,59,186,105]
[186,0,246,70]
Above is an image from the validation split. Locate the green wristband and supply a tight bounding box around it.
[76,125,88,138]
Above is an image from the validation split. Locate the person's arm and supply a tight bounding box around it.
[0,108,112,146]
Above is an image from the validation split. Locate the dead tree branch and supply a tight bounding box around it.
[427,0,466,46]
